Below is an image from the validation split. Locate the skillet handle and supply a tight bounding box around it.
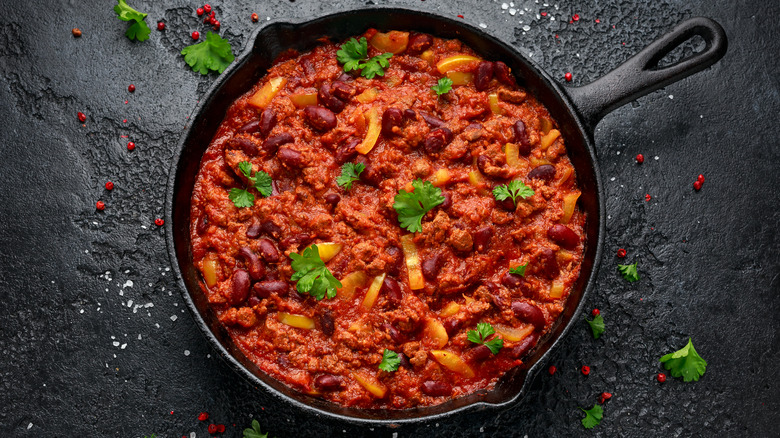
[565,17,727,133]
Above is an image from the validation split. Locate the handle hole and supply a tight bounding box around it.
[654,34,706,69]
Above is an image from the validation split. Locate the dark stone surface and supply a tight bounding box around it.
[0,0,777,437]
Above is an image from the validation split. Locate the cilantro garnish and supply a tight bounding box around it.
[228,161,273,208]
[431,77,453,95]
[336,162,365,190]
[378,349,401,372]
[113,0,150,42]
[243,419,269,438]
[392,179,445,232]
[467,322,504,355]
[580,404,603,429]
[181,31,235,75]
[289,244,343,300]
[617,262,640,282]
[492,180,534,207]
[336,37,393,79]
[508,263,529,277]
[659,338,707,382]
[585,314,605,339]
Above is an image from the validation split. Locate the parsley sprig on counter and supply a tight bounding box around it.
[393,179,445,233]
[508,263,529,277]
[289,244,342,300]
[336,162,365,190]
[659,338,707,382]
[181,31,235,75]
[580,404,603,429]
[431,77,453,95]
[337,37,393,79]
[228,161,272,208]
[242,419,269,438]
[585,314,605,339]
[493,180,534,206]
[467,322,503,354]
[113,0,150,41]
[617,262,640,282]
[378,349,401,372]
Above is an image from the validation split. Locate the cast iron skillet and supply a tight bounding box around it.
[165,7,726,424]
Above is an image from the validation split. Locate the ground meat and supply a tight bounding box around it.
[447,226,473,252]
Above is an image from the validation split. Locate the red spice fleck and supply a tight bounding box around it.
[581,365,591,376]
[540,11,548,16]
[123,119,128,123]
[105,181,114,190]
[192,31,200,40]
[203,4,212,14]
[96,201,105,211]
[77,112,86,123]
[645,194,652,202]
[617,248,627,258]
[197,7,204,16]
[636,153,644,164]
[170,411,174,415]
[657,373,667,383]
[157,22,165,31]
[564,72,572,82]
[555,34,559,39]
[213,21,221,30]
[598,392,612,403]
[210,11,216,19]
[572,13,580,21]
[457,14,464,18]
[198,412,209,421]
[693,180,702,191]
[155,218,165,226]
[128,84,136,93]
[124,100,128,104]
[698,174,705,182]
[72,28,82,38]
[251,13,259,22]
[592,308,600,317]
[548,365,557,375]
[216,424,225,433]
[207,424,217,434]
[595,19,601,23]
[127,141,136,151]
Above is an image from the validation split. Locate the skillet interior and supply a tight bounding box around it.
[166,7,604,423]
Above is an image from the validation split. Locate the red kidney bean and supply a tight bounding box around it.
[421,253,441,280]
[385,246,403,276]
[474,61,494,91]
[325,193,340,205]
[439,191,452,210]
[314,374,342,391]
[257,238,280,263]
[501,272,524,289]
[528,164,556,181]
[443,318,462,336]
[403,109,417,121]
[382,323,403,343]
[259,108,277,137]
[261,220,281,237]
[381,107,404,137]
[246,220,261,238]
[511,302,545,329]
[424,127,453,154]
[547,224,579,249]
[468,344,493,362]
[421,381,452,397]
[301,57,316,78]
[229,269,251,305]
[247,296,262,307]
[398,352,411,369]
[277,147,305,168]
[537,248,560,279]
[280,233,312,247]
[510,333,538,359]
[420,112,445,128]
[228,137,258,155]
[492,292,510,309]
[239,120,261,134]
[303,105,337,131]
[494,61,515,86]
[476,155,492,175]
[196,215,209,235]
[381,276,402,305]
[317,83,346,113]
[513,120,532,155]
[354,155,382,187]
[253,280,287,298]
[336,72,352,82]
[334,137,360,164]
[407,33,433,54]
[262,132,293,155]
[496,196,516,212]
[238,247,265,280]
[330,81,355,100]
[318,312,335,336]
[473,226,492,252]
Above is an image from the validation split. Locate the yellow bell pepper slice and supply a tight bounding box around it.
[248,77,287,109]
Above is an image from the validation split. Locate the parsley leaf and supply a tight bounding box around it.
[378,349,401,372]
[617,262,640,282]
[359,52,393,79]
[659,338,708,382]
[580,404,603,429]
[508,263,529,277]
[229,161,273,207]
[393,179,445,232]
[431,77,453,95]
[243,419,269,438]
[336,162,365,190]
[113,0,150,42]
[229,188,255,208]
[181,31,235,75]
[467,322,504,355]
[289,244,343,300]
[492,180,534,206]
[336,37,368,73]
[585,314,605,339]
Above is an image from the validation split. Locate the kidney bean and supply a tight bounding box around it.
[354,155,382,186]
[246,220,261,238]
[439,191,452,210]
[528,164,556,181]
[277,147,305,168]
[196,215,209,235]
[330,81,356,100]
[385,246,403,276]
[511,302,546,329]
[229,269,251,305]
[334,137,359,164]
[496,196,516,212]
[424,127,453,154]
[318,312,335,336]
[261,220,281,237]
[476,155,491,174]
[474,61,494,91]
[510,333,538,359]
[421,253,441,280]
[382,323,403,343]
[420,112,445,128]
[407,33,433,54]
[492,292,510,309]
[403,109,417,121]
[304,105,337,131]
[381,276,402,305]
[501,272,524,289]
[228,137,258,155]
[381,107,404,137]
[259,108,277,137]
[262,132,293,155]
[537,248,560,279]
[473,226,492,252]
[247,296,262,307]
[317,83,346,113]
[468,344,493,362]
[253,280,288,298]
[239,120,261,134]
[336,73,352,82]
[421,381,452,397]
[443,318,462,336]
[238,247,265,280]
[513,120,532,155]
[547,224,579,249]
[280,233,312,248]
[398,352,411,369]
[257,238,280,263]
[494,61,515,86]
[314,374,342,391]
[325,193,340,205]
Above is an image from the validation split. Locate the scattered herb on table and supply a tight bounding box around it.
[580,404,603,429]
[336,37,393,79]
[431,77,453,95]
[659,338,707,382]
[508,262,529,277]
[289,244,343,300]
[617,261,640,282]
[243,419,269,438]
[393,179,445,232]
[113,0,151,41]
[181,31,235,75]
[585,314,605,339]
[493,180,534,207]
[336,162,365,190]
[378,349,401,372]
[228,161,272,208]
[467,322,503,354]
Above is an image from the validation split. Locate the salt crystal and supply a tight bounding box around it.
[509,8,517,15]
[27,423,32,430]
[121,343,127,349]
[184,350,190,356]
[502,3,509,9]
[668,94,674,99]
[113,341,120,347]
[654,156,659,160]
[523,25,531,31]
[479,23,487,28]
[170,315,178,321]
[123,280,133,288]
[127,300,133,307]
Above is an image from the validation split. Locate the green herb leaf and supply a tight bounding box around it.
[289,244,343,300]
[359,53,393,79]
[336,37,368,72]
[580,404,603,429]
[378,349,401,372]
[181,31,235,75]
[243,419,269,438]
[431,77,453,95]
[492,180,534,206]
[229,188,255,208]
[659,338,707,382]
[336,162,366,190]
[585,314,605,339]
[617,262,640,282]
[393,179,445,232]
[508,263,529,277]
[229,161,273,207]
[467,322,503,355]
[113,0,150,42]
[483,338,504,355]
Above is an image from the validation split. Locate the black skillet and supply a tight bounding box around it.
[165,7,727,424]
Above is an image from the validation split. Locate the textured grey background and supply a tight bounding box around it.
[0,0,778,437]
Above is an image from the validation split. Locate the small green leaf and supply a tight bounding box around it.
[113,0,150,42]
[467,322,503,354]
[431,77,453,95]
[336,162,366,190]
[659,338,707,382]
[378,349,401,372]
[229,188,254,208]
[493,180,534,206]
[617,262,640,282]
[359,53,393,79]
[585,314,605,339]
[580,404,603,429]
[393,179,445,232]
[337,37,368,72]
[289,245,342,300]
[181,31,235,75]
[508,263,528,277]
[242,419,269,438]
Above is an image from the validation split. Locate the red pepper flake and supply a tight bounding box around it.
[192,31,200,40]
[197,7,204,16]
[203,4,212,14]
[693,181,702,191]
[548,365,557,375]
[595,19,601,23]
[617,248,627,258]
[207,424,217,434]
[213,21,221,30]
[697,174,705,182]
[77,112,87,123]
[127,141,136,151]
[157,22,165,31]
[657,373,667,383]
[105,181,114,190]
[216,424,225,433]
[155,218,165,226]
[564,72,572,82]
[540,11,548,16]
[128,84,136,93]
[124,100,128,104]
[555,34,560,39]
[251,13,259,22]
[198,412,209,421]
[572,13,580,21]
[96,201,105,211]
[598,392,612,404]
[592,308,600,317]
[123,119,128,123]
[457,14,464,18]
[170,411,174,415]
[645,194,652,202]
[72,28,82,38]
[581,365,591,376]
[636,153,644,164]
